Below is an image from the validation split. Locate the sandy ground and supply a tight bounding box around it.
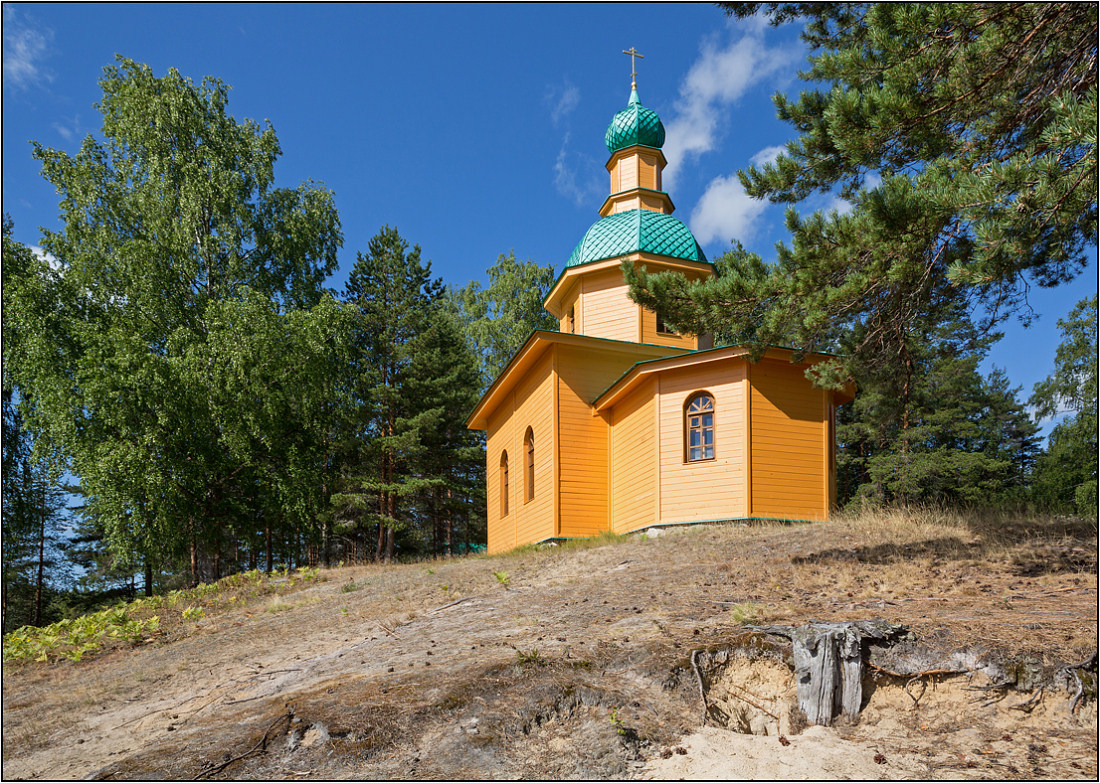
[3,510,1096,780]
[643,681,1096,780]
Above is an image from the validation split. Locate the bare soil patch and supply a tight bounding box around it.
[3,508,1096,780]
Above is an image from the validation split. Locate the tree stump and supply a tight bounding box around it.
[752,619,905,726]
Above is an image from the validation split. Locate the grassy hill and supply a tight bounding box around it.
[3,508,1096,780]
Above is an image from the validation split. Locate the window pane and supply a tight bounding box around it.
[686,393,716,462]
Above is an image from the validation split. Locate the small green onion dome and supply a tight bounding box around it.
[566,209,707,268]
[605,87,665,153]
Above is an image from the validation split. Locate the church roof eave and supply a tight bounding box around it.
[465,330,692,430]
[591,345,857,411]
[542,253,716,319]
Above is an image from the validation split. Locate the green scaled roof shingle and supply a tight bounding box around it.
[566,209,708,269]
[605,87,665,153]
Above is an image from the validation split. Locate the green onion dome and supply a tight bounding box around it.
[566,209,707,268]
[604,87,665,153]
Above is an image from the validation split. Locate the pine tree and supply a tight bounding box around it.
[335,227,447,561]
[628,3,1097,384]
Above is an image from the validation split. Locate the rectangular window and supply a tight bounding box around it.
[656,311,676,335]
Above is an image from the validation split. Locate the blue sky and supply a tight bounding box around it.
[4,3,1095,436]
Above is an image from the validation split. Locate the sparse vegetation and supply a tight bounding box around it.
[1,508,1095,781]
[609,706,626,735]
[2,566,329,664]
[2,607,160,663]
[514,648,543,667]
[730,602,763,625]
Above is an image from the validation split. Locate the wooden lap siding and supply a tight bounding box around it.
[639,305,696,350]
[609,378,657,534]
[656,362,747,526]
[749,359,827,520]
[485,401,513,553]
[578,268,636,342]
[485,352,555,553]
[555,343,663,538]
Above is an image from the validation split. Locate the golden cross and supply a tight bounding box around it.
[622,47,645,87]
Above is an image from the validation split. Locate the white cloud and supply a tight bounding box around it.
[52,115,81,141]
[31,246,61,272]
[548,84,602,208]
[809,172,883,218]
[663,24,800,190]
[553,132,602,207]
[689,173,768,246]
[2,7,53,91]
[749,145,785,169]
[547,80,580,128]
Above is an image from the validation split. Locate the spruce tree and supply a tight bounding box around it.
[1030,297,1098,514]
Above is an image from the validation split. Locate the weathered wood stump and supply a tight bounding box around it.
[751,619,905,726]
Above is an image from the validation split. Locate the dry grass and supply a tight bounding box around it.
[2,507,1095,780]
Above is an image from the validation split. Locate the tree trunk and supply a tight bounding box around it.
[189,537,199,588]
[33,507,45,626]
[144,560,153,597]
[754,621,903,726]
[445,488,453,556]
[265,523,273,574]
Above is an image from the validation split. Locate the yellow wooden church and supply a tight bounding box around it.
[467,73,853,554]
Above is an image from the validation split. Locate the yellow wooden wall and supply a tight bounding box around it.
[656,361,747,526]
[609,150,660,194]
[555,343,661,538]
[608,378,657,534]
[749,359,827,520]
[484,351,556,553]
[557,285,580,334]
[639,306,697,349]
[578,267,636,342]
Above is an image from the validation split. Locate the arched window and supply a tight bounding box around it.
[524,427,535,502]
[500,451,509,516]
[685,393,715,461]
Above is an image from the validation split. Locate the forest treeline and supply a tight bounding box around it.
[1,59,559,630]
[4,10,1098,634]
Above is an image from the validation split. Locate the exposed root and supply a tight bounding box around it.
[904,675,927,706]
[725,683,780,721]
[691,649,708,726]
[193,709,293,780]
[1009,686,1046,714]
